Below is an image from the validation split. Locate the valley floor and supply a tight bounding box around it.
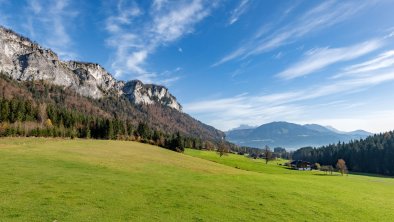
[0,138,393,221]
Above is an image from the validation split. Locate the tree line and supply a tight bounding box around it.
[292,131,394,176]
[0,96,214,152]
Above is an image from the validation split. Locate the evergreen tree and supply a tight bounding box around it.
[0,100,10,122]
[86,127,91,139]
[137,122,150,139]
[106,119,114,140]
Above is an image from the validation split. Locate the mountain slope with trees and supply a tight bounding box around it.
[0,26,225,148]
[0,73,205,151]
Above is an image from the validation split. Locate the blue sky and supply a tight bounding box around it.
[1,0,394,133]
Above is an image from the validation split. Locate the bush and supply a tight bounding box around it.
[313,163,321,170]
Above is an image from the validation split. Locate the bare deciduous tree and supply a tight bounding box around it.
[321,165,334,175]
[217,141,229,157]
[205,141,215,151]
[38,103,47,125]
[336,159,348,176]
[264,145,272,164]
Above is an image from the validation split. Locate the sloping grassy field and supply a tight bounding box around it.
[0,138,394,221]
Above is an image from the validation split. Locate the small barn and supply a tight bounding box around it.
[290,160,312,171]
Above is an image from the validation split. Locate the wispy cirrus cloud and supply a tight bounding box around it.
[106,0,217,83]
[22,0,79,60]
[333,50,394,78]
[228,0,250,25]
[304,109,394,134]
[185,69,394,130]
[276,39,384,80]
[214,0,371,66]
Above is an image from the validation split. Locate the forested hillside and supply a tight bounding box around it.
[0,25,226,146]
[293,131,394,175]
[0,72,226,151]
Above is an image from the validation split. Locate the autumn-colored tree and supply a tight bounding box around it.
[336,159,348,176]
[44,119,53,128]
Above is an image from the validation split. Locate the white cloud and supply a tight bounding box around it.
[305,110,394,134]
[126,50,149,74]
[228,0,250,25]
[161,76,181,86]
[22,0,79,60]
[185,69,394,131]
[333,50,394,78]
[152,0,167,11]
[277,39,383,80]
[214,1,371,66]
[212,47,246,67]
[29,0,42,14]
[106,0,216,83]
[156,67,183,86]
[152,1,209,42]
[274,52,283,59]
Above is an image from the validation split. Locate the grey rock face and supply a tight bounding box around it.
[0,26,181,111]
[123,80,182,111]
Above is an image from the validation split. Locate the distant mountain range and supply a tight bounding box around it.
[226,121,372,149]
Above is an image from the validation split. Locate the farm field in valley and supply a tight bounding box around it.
[1,138,394,221]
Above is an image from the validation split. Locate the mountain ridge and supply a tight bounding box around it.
[0,25,182,111]
[226,121,372,149]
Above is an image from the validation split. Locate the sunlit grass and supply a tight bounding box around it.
[0,138,393,221]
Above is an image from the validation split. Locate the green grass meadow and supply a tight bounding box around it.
[1,138,394,221]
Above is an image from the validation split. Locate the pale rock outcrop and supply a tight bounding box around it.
[123,80,182,111]
[0,26,181,111]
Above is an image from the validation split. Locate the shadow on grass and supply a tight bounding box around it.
[284,167,298,171]
[348,172,394,179]
[283,167,340,176]
[313,173,340,176]
[282,165,394,178]
[313,172,394,178]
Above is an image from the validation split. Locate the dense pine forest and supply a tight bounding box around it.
[293,131,394,176]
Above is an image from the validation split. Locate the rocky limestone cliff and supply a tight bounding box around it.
[123,80,182,111]
[0,26,182,111]
[65,61,125,97]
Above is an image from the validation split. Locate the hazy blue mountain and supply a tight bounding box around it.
[229,124,257,131]
[324,125,345,134]
[226,121,372,149]
[324,126,372,136]
[304,124,334,133]
[347,130,372,137]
